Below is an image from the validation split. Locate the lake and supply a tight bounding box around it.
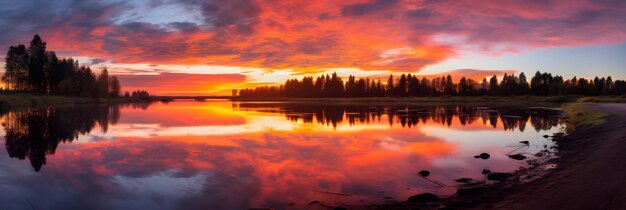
[0,100,567,210]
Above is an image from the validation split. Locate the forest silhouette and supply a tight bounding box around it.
[236,72,626,98]
[3,34,126,97]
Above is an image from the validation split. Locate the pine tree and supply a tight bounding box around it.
[28,34,47,92]
[97,68,110,97]
[386,75,394,96]
[3,45,29,90]
[489,75,498,96]
[110,76,121,97]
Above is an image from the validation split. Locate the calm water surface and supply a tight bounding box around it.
[0,100,567,210]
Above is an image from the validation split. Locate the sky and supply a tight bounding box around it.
[0,0,625,95]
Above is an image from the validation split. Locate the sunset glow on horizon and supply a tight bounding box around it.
[1,0,625,95]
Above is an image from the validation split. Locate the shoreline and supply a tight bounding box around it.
[231,95,626,104]
[0,94,150,111]
[4,94,624,109]
[481,103,626,209]
[368,103,626,209]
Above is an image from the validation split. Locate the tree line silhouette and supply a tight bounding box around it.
[233,103,565,131]
[3,34,121,97]
[235,72,626,98]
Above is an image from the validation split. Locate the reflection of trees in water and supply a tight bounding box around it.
[2,105,121,172]
[118,102,152,110]
[234,103,566,131]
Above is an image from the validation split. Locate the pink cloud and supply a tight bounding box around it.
[0,0,624,73]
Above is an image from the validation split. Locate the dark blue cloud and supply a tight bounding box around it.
[168,21,200,33]
[0,0,625,73]
[341,0,399,16]
[0,0,126,47]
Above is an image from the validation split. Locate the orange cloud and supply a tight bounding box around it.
[1,0,625,95]
[3,0,623,73]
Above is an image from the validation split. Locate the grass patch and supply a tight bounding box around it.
[0,94,79,111]
[576,95,626,103]
[562,103,608,133]
[0,94,140,112]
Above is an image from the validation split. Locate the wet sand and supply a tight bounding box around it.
[479,103,626,210]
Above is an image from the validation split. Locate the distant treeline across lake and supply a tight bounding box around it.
[236,72,626,98]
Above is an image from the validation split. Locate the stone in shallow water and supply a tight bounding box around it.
[482,169,491,175]
[407,193,440,203]
[508,154,528,160]
[306,200,320,206]
[456,186,491,196]
[454,178,475,183]
[333,206,348,210]
[487,172,515,181]
[474,153,490,159]
[418,170,430,177]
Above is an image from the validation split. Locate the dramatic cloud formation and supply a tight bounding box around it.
[1,0,625,94]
